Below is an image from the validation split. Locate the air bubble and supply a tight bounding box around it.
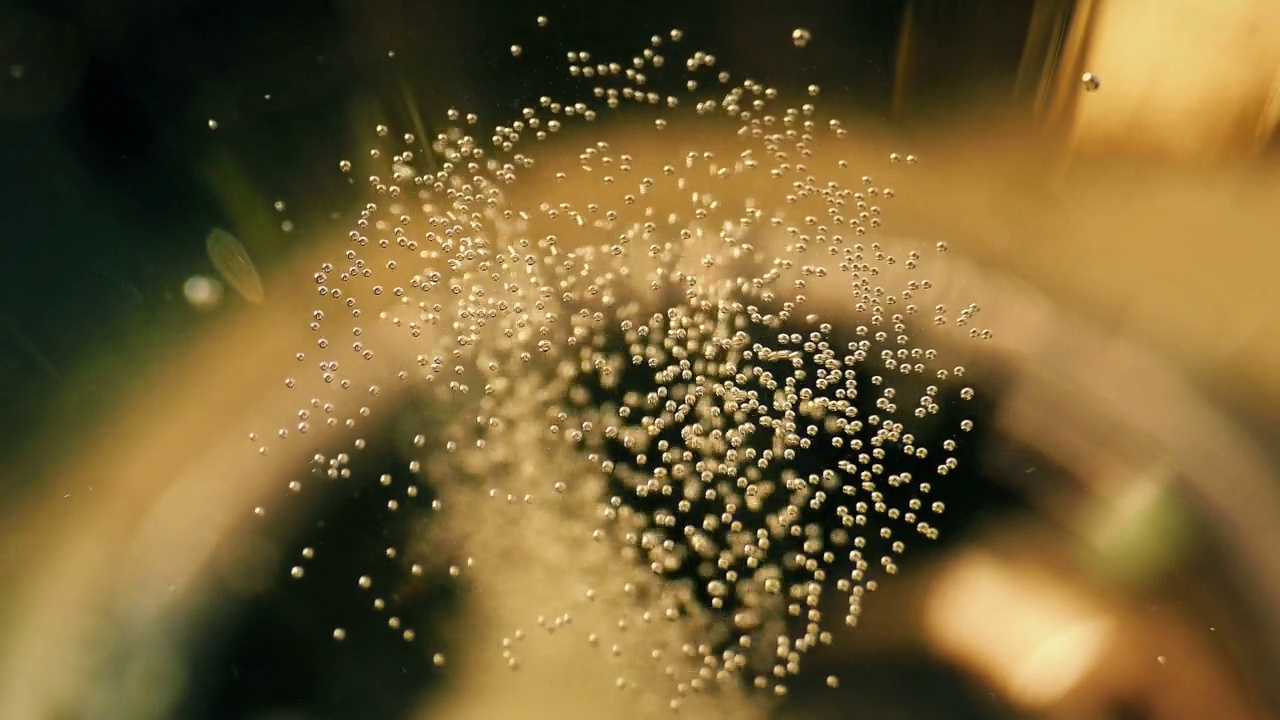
[263,22,992,707]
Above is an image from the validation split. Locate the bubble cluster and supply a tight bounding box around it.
[261,24,988,712]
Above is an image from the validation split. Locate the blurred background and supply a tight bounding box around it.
[1,0,1279,719]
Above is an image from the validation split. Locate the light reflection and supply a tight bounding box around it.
[924,550,1115,709]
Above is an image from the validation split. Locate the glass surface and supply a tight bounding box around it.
[2,2,1278,719]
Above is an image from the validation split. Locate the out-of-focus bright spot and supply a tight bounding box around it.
[280,220,294,233]
[205,228,265,303]
[1083,472,1190,587]
[1081,72,1101,91]
[392,162,415,181]
[0,8,86,120]
[182,274,223,310]
[925,551,1115,710]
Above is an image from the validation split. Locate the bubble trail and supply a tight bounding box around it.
[260,22,991,716]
